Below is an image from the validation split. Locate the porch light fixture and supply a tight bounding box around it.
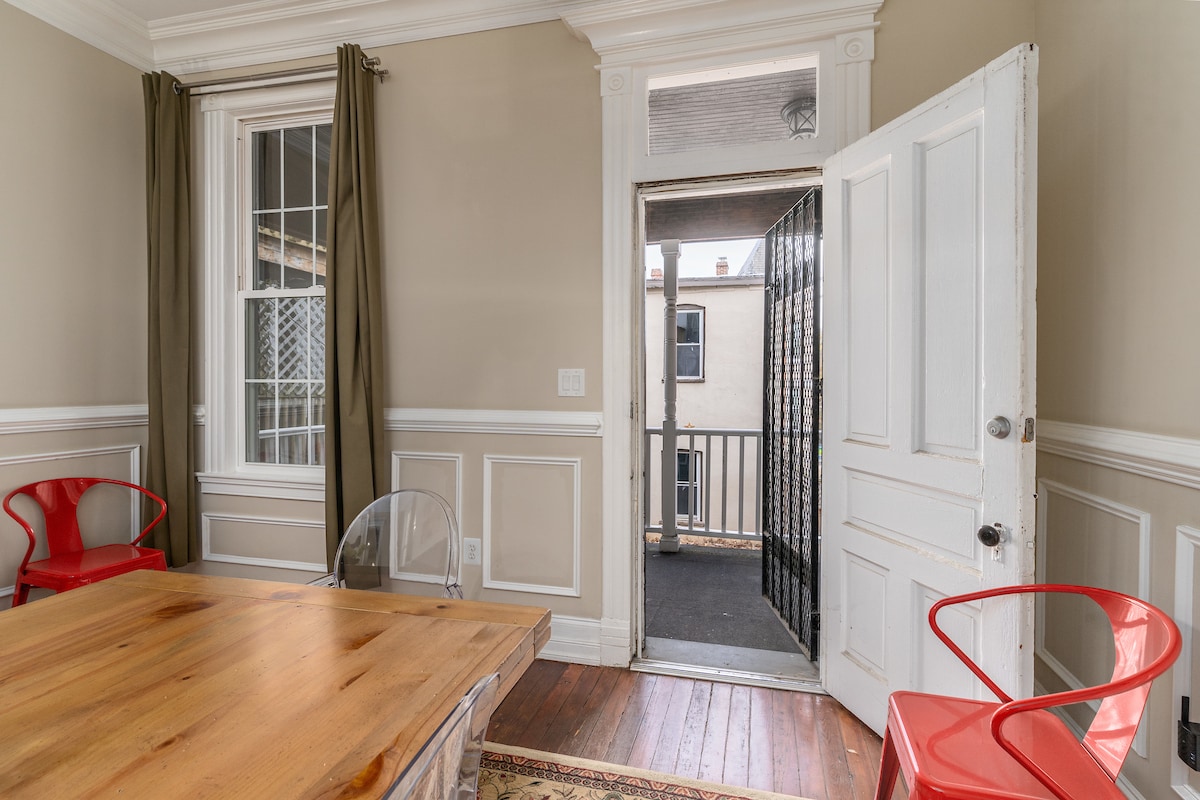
[782,97,816,140]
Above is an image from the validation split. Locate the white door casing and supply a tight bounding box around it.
[820,44,1038,733]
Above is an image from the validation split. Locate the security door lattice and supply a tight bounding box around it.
[762,188,822,660]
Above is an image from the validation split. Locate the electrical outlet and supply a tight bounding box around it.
[463,538,482,565]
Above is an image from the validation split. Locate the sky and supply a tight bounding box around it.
[644,238,760,278]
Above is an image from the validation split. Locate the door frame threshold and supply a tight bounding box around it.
[630,656,826,694]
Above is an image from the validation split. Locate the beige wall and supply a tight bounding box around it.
[374,24,603,410]
[1035,0,1200,436]
[0,3,147,408]
[873,0,1035,128]
[0,5,150,590]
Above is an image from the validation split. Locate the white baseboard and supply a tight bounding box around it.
[538,615,604,665]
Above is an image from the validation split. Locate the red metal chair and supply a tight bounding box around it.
[873,584,1181,800]
[4,477,168,607]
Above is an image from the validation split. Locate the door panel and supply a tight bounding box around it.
[821,44,1038,733]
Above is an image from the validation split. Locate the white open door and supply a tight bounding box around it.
[820,44,1038,733]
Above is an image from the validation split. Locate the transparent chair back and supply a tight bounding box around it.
[385,673,499,800]
[316,489,463,598]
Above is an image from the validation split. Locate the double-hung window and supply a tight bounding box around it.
[676,306,704,381]
[244,123,330,466]
[201,84,334,497]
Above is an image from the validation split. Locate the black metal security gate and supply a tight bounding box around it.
[762,188,822,660]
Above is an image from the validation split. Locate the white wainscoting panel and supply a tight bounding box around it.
[1035,478,1151,757]
[483,454,581,597]
[1174,526,1200,800]
[201,513,327,574]
[390,451,462,520]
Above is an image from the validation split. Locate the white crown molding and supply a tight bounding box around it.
[14,0,883,75]
[0,405,149,435]
[562,0,883,65]
[1037,419,1200,491]
[385,408,603,437]
[4,0,155,70]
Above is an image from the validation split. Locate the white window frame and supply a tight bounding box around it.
[675,448,703,521]
[676,305,705,382]
[198,83,334,501]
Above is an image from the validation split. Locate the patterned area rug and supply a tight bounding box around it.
[479,743,811,800]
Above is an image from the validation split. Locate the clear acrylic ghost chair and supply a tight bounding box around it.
[384,673,498,800]
[309,489,463,598]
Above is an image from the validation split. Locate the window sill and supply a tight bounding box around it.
[196,471,324,502]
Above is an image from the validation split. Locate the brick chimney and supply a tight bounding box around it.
[715,257,729,276]
[651,267,663,279]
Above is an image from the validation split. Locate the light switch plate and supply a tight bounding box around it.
[558,368,585,397]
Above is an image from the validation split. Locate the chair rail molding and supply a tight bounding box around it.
[1037,419,1200,491]
[0,405,149,435]
[385,408,603,437]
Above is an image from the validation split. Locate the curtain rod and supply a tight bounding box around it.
[173,55,387,95]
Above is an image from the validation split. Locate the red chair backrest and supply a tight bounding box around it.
[3,478,166,557]
[930,584,1181,792]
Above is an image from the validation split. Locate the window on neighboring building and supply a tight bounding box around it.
[243,123,331,466]
[676,449,702,518]
[677,306,704,380]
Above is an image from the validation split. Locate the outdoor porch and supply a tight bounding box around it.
[643,537,819,684]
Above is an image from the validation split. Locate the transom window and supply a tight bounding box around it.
[242,123,330,466]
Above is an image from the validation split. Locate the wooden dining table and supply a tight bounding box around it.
[0,570,551,799]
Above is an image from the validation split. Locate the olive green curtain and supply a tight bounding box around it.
[324,44,388,567]
[142,72,196,567]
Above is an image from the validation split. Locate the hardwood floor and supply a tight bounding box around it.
[486,660,885,800]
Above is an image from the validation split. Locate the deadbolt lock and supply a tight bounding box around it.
[986,416,1012,439]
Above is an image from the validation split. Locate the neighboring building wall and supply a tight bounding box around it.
[0,4,149,591]
[644,278,764,534]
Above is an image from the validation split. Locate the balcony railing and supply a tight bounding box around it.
[644,427,762,543]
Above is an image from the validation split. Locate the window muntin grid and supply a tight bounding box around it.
[243,123,330,467]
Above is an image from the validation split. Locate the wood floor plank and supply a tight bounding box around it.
[747,687,776,791]
[649,677,697,775]
[672,680,713,780]
[535,661,603,752]
[721,684,752,787]
[695,680,732,784]
[485,661,882,800]
[793,691,829,799]
[556,666,623,757]
[573,668,639,758]
[511,661,581,749]
[602,671,659,765]
[486,659,566,743]
[837,703,883,800]
[626,673,680,769]
[814,694,855,800]
[769,687,803,797]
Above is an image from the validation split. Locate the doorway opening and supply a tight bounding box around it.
[634,176,823,689]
